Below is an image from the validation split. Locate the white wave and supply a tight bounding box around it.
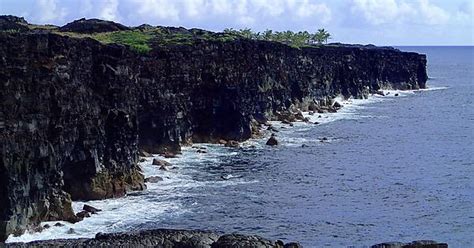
[415,86,448,91]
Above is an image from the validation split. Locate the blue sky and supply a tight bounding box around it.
[0,0,472,45]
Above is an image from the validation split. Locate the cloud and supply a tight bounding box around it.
[99,0,120,21]
[34,0,68,23]
[418,0,449,25]
[293,0,331,23]
[127,0,180,21]
[351,0,449,26]
[120,0,332,27]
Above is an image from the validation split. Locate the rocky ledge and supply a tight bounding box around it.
[0,16,428,241]
[2,228,448,248]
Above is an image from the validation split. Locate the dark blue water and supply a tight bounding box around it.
[9,47,473,247]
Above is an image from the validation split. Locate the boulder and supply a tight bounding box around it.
[276,110,296,123]
[295,111,305,121]
[145,176,164,183]
[333,101,342,109]
[218,139,228,145]
[54,222,65,227]
[83,204,102,214]
[211,234,275,248]
[152,159,172,167]
[371,240,448,248]
[266,135,279,146]
[76,211,91,219]
[395,93,399,96]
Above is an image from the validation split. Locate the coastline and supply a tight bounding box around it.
[0,16,429,244]
[5,87,449,247]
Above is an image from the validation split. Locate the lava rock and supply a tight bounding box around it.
[145,176,164,183]
[76,211,91,219]
[211,234,275,248]
[83,204,102,214]
[266,135,279,146]
[152,159,172,167]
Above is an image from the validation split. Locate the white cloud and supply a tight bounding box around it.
[293,0,332,23]
[351,0,449,25]
[34,0,67,23]
[99,0,120,21]
[127,0,180,21]
[418,0,449,25]
[120,0,332,27]
[183,0,207,18]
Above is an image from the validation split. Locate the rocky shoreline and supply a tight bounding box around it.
[1,16,429,243]
[2,228,448,248]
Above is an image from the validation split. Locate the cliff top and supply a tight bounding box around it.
[0,15,400,54]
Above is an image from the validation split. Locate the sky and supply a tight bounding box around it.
[0,0,472,45]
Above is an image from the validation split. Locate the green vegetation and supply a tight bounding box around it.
[50,25,332,54]
[223,28,332,47]
[93,30,153,54]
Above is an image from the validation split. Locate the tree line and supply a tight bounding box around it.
[223,28,331,47]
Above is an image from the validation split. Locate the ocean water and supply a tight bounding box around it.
[7,46,474,247]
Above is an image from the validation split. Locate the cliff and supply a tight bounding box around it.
[0,17,427,241]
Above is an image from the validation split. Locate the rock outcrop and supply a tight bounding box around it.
[0,16,428,241]
[59,18,130,33]
[3,229,301,248]
[3,229,448,248]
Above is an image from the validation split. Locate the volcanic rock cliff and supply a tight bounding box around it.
[0,17,427,241]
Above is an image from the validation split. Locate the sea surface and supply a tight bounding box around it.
[7,46,474,247]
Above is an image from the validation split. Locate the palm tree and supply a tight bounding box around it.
[262,29,273,41]
[239,28,253,39]
[313,29,331,44]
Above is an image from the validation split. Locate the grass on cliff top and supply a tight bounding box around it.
[93,30,153,54]
[56,28,240,54]
[55,30,154,54]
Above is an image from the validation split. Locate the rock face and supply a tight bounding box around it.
[0,32,143,240]
[4,229,298,248]
[0,16,427,241]
[138,39,427,153]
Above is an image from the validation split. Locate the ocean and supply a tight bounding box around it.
[7,46,473,247]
